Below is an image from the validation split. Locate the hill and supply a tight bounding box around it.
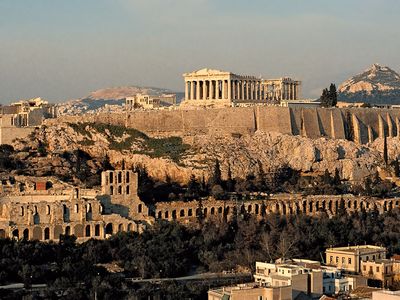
[338,64,400,105]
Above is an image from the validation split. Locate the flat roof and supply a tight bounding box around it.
[326,245,386,254]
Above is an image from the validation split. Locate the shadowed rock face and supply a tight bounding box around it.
[338,64,400,105]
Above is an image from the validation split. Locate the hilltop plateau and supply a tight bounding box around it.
[338,63,400,105]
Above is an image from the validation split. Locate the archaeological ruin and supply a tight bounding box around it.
[181,68,301,107]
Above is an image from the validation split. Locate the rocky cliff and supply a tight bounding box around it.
[9,122,396,185]
[338,64,400,105]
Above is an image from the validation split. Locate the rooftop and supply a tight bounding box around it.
[326,245,386,254]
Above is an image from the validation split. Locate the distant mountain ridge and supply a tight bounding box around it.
[338,64,400,105]
[57,86,184,115]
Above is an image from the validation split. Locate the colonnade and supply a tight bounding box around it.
[184,78,301,102]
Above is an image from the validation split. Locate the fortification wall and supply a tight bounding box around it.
[46,107,400,144]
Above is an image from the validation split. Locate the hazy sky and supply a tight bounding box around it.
[0,0,399,103]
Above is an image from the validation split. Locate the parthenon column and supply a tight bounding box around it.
[227,79,232,100]
[185,81,189,100]
[241,81,245,100]
[237,81,240,100]
[215,80,219,100]
[203,80,207,100]
[222,80,226,99]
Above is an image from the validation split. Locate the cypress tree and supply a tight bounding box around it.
[383,134,388,165]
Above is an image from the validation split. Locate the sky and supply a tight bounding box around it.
[0,0,399,103]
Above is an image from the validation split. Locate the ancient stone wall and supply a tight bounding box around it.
[154,194,400,223]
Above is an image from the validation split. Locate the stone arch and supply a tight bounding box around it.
[172,210,177,219]
[118,171,122,183]
[224,206,230,216]
[127,223,133,231]
[275,203,280,213]
[240,204,246,214]
[23,228,29,240]
[309,201,313,213]
[105,223,113,235]
[328,200,332,211]
[321,200,326,210]
[33,226,42,240]
[95,224,100,236]
[289,205,293,215]
[118,224,123,232]
[255,204,259,214]
[180,209,185,217]
[54,225,63,239]
[126,186,130,195]
[158,211,162,219]
[63,205,70,222]
[46,205,51,215]
[65,226,71,236]
[138,204,143,213]
[315,201,319,211]
[85,225,91,237]
[218,207,223,214]
[12,229,19,239]
[118,186,122,194]
[360,201,365,210]
[353,200,357,209]
[210,207,215,215]
[110,186,114,195]
[204,208,208,217]
[195,208,200,216]
[44,227,50,240]
[0,229,5,239]
[389,201,393,211]
[247,205,252,213]
[188,208,193,216]
[74,204,79,213]
[302,201,307,214]
[74,224,84,237]
[384,201,388,212]
[165,211,169,219]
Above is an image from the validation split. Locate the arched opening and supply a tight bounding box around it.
[65,226,71,236]
[289,206,293,215]
[195,208,200,217]
[165,211,169,219]
[46,205,51,215]
[85,225,91,237]
[255,204,259,214]
[188,209,193,216]
[33,213,40,225]
[74,224,83,237]
[302,201,307,213]
[127,223,133,231]
[74,204,79,213]
[315,201,319,211]
[110,186,114,195]
[138,204,142,213]
[118,172,122,183]
[204,208,208,217]
[248,205,252,213]
[105,223,113,235]
[20,206,24,216]
[63,205,70,222]
[225,206,230,216]
[354,201,357,209]
[172,210,177,219]
[180,209,185,217]
[322,201,326,210]
[126,186,130,195]
[126,172,130,183]
[12,229,19,239]
[54,225,63,240]
[118,224,123,232]
[109,172,113,184]
[157,211,162,219]
[275,203,279,213]
[118,186,122,194]
[218,207,223,214]
[33,226,42,240]
[44,228,50,240]
[328,201,332,211]
[95,224,100,236]
[210,207,215,215]
[309,202,313,212]
[23,228,29,240]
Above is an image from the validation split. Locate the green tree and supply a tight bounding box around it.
[383,134,388,165]
[208,159,222,187]
[329,83,337,107]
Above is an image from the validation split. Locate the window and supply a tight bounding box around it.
[376,267,380,272]
[20,206,24,216]
[348,258,352,264]
[336,257,339,263]
[330,256,333,263]
[46,205,50,215]
[74,204,79,213]
[342,257,345,264]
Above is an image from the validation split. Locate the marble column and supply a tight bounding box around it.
[215,80,219,100]
[196,81,200,100]
[185,81,189,100]
[227,79,232,100]
[237,81,240,100]
[203,80,207,100]
[241,81,245,100]
[222,80,226,99]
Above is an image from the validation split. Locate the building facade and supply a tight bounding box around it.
[125,94,176,110]
[182,68,301,107]
[325,245,387,273]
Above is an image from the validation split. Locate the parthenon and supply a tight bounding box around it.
[182,68,301,107]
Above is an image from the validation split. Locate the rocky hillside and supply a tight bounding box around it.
[56,86,184,115]
[8,122,397,185]
[338,64,400,105]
